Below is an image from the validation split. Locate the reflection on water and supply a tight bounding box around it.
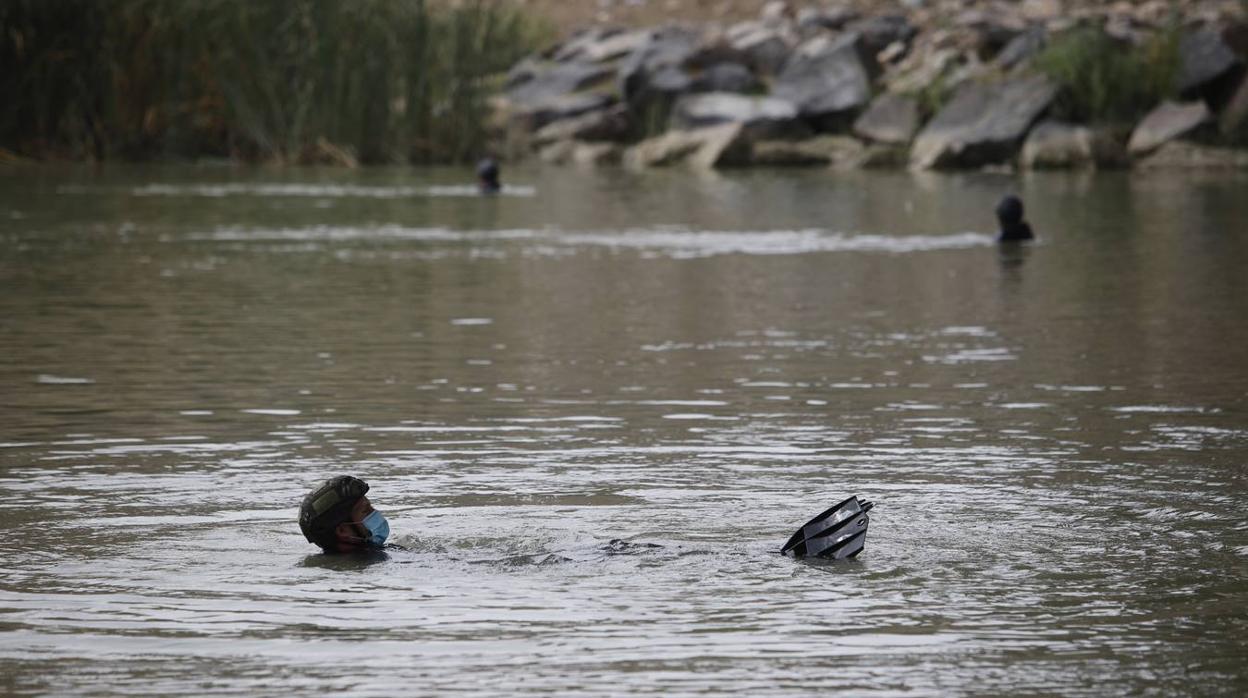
[1,164,1247,696]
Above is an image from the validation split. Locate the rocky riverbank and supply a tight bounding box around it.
[495,0,1248,170]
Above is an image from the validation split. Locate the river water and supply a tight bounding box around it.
[1,163,1246,696]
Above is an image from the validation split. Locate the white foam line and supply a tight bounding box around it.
[175,224,996,257]
[133,183,536,198]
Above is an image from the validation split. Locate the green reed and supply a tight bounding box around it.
[1035,24,1180,125]
[0,0,547,163]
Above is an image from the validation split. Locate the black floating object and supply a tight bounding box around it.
[781,496,874,560]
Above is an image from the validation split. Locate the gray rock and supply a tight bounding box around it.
[885,46,962,94]
[1177,26,1243,97]
[650,66,695,94]
[994,26,1046,71]
[514,92,616,131]
[910,74,1058,169]
[624,64,694,132]
[618,26,753,106]
[1021,0,1063,22]
[579,30,653,64]
[954,10,1024,60]
[504,57,542,90]
[552,27,648,64]
[860,143,910,168]
[796,7,859,36]
[532,105,632,147]
[759,1,792,28]
[538,139,577,164]
[625,123,752,169]
[846,14,917,56]
[1020,120,1095,169]
[773,33,875,129]
[618,27,695,94]
[1127,100,1213,156]
[618,27,709,109]
[692,63,761,93]
[1137,141,1248,169]
[853,93,920,145]
[727,22,795,75]
[670,92,805,139]
[570,142,624,166]
[751,135,866,168]
[506,62,614,107]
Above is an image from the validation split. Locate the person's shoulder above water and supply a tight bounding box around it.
[995,194,1035,242]
[298,475,392,554]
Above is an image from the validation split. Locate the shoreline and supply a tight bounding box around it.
[497,0,1248,172]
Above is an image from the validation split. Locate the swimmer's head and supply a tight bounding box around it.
[299,475,387,553]
[995,195,1025,226]
[477,157,501,193]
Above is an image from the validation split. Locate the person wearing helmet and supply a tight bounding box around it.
[995,195,1034,242]
[299,475,391,553]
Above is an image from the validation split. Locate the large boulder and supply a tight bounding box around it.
[1127,100,1213,156]
[618,26,703,106]
[725,21,795,75]
[751,135,867,168]
[625,123,752,169]
[617,26,745,101]
[1176,25,1243,98]
[542,141,624,166]
[506,62,614,108]
[852,93,920,145]
[885,45,964,94]
[570,142,623,166]
[670,92,806,139]
[692,63,761,93]
[513,92,616,131]
[616,27,751,123]
[648,66,696,98]
[532,105,632,147]
[1020,121,1095,169]
[553,28,652,64]
[910,75,1058,169]
[772,33,876,130]
[504,57,542,91]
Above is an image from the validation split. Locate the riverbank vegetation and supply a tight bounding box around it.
[1035,26,1181,125]
[0,0,548,164]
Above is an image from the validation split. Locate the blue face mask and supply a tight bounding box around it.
[358,510,390,548]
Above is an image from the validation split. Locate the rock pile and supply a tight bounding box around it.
[495,0,1248,170]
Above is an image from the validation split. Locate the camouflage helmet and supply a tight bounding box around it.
[299,475,369,550]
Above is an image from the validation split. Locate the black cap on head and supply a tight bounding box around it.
[996,195,1025,225]
[299,475,369,551]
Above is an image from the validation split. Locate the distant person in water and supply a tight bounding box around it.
[477,157,501,194]
[996,195,1034,241]
[299,475,391,554]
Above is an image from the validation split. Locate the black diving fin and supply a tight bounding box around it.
[780,496,874,560]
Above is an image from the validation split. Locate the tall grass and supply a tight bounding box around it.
[0,0,547,163]
[1035,25,1180,125]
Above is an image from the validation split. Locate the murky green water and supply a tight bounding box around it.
[1,163,1246,696]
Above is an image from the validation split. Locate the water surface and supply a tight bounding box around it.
[1,164,1246,696]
